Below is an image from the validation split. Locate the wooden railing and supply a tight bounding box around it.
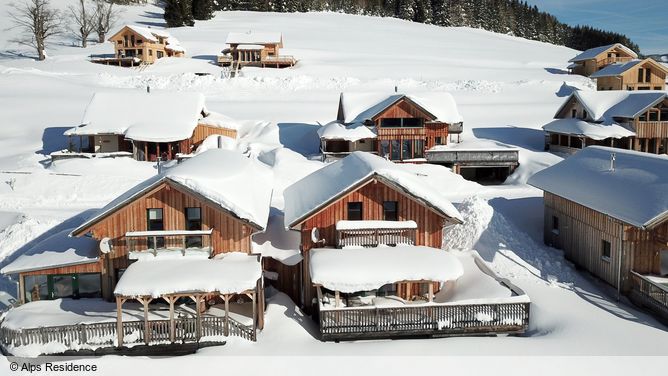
[319,301,530,341]
[337,228,416,248]
[600,56,633,66]
[0,315,255,354]
[630,271,668,320]
[633,120,668,139]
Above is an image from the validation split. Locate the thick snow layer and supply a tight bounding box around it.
[568,43,637,63]
[310,246,464,293]
[558,90,667,123]
[65,91,206,142]
[225,32,282,45]
[252,212,302,266]
[340,92,463,124]
[198,111,242,131]
[114,252,261,297]
[435,251,513,303]
[1,228,98,274]
[283,152,462,228]
[71,149,273,235]
[589,60,642,78]
[317,121,376,141]
[528,146,668,228]
[542,118,635,140]
[335,220,417,230]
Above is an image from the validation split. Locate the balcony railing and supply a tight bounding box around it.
[336,221,417,248]
[600,56,634,66]
[633,120,668,139]
[629,271,668,321]
[125,230,213,258]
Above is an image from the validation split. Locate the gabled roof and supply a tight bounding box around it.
[283,152,463,229]
[338,92,463,125]
[590,58,668,78]
[543,118,635,140]
[317,121,377,142]
[71,150,273,236]
[64,91,238,142]
[569,43,638,63]
[225,31,282,45]
[528,146,668,229]
[554,90,668,123]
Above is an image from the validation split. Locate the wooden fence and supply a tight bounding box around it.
[337,228,416,248]
[319,301,530,341]
[0,315,255,354]
[630,271,668,321]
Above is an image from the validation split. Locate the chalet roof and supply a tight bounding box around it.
[338,92,463,125]
[528,146,668,229]
[310,246,464,293]
[225,31,282,45]
[71,149,273,236]
[542,118,635,140]
[1,229,98,275]
[568,43,638,63]
[64,91,238,142]
[317,121,377,141]
[114,253,261,298]
[110,25,184,53]
[555,90,668,123]
[590,58,668,78]
[283,152,463,229]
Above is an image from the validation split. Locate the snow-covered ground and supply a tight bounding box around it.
[0,0,666,372]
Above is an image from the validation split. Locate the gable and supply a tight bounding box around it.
[372,97,437,123]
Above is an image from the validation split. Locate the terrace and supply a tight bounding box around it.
[629,271,668,323]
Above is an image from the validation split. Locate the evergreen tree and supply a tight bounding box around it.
[164,0,194,27]
[192,0,214,20]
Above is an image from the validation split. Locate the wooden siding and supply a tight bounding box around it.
[297,178,448,308]
[543,192,666,290]
[179,124,237,154]
[21,261,102,277]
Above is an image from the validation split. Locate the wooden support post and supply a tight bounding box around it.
[251,289,257,337]
[195,295,202,342]
[116,297,124,347]
[335,290,340,308]
[140,297,151,345]
[223,294,230,336]
[167,296,176,343]
[428,282,434,303]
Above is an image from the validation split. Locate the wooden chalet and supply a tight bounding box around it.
[568,43,638,77]
[59,91,239,162]
[528,146,668,322]
[544,90,668,155]
[281,152,530,340]
[322,92,464,163]
[92,25,185,67]
[591,58,668,91]
[218,31,295,69]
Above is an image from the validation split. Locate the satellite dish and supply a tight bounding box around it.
[99,237,112,254]
[310,228,320,244]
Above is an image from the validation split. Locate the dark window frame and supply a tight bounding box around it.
[147,208,165,249]
[347,202,363,221]
[601,240,612,261]
[383,201,399,221]
[185,207,203,248]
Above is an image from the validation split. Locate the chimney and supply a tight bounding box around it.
[394,85,398,93]
[217,135,223,149]
[146,85,151,94]
[610,152,616,172]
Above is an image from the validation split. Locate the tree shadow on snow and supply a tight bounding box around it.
[0,50,38,60]
[473,127,545,151]
[137,11,167,28]
[191,55,218,64]
[277,123,321,157]
[544,67,569,75]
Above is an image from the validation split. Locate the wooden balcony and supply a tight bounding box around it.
[425,148,519,167]
[125,229,213,258]
[629,271,668,323]
[336,220,417,248]
[633,120,668,138]
[600,56,634,66]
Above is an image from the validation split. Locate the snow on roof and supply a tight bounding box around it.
[65,91,206,142]
[1,229,98,274]
[542,118,635,140]
[198,111,242,131]
[310,246,464,293]
[590,60,643,78]
[528,146,668,229]
[317,121,377,142]
[124,25,171,41]
[114,253,261,297]
[283,152,463,228]
[335,220,417,230]
[225,31,282,45]
[339,92,463,124]
[71,150,273,235]
[557,90,668,123]
[568,43,637,63]
[236,44,265,50]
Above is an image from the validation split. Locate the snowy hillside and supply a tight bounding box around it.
[0,1,666,372]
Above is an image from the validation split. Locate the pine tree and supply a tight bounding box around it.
[192,0,214,20]
[164,0,194,27]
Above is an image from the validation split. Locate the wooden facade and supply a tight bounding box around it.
[570,45,636,77]
[543,192,666,291]
[106,26,184,66]
[595,59,667,91]
[218,39,296,68]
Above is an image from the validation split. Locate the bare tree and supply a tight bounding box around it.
[68,0,96,48]
[93,0,120,44]
[8,0,63,60]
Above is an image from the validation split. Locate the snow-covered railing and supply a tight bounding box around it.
[124,229,213,256]
[629,271,668,321]
[0,315,254,355]
[336,221,416,248]
[318,299,529,341]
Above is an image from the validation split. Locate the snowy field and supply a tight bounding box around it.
[0,0,666,373]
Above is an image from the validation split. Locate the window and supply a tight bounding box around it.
[147,208,164,249]
[571,109,577,118]
[380,140,390,158]
[402,118,423,128]
[137,49,142,55]
[380,118,402,128]
[347,202,362,220]
[137,39,143,44]
[379,118,423,128]
[149,49,153,56]
[649,111,659,122]
[646,68,651,83]
[583,110,588,119]
[435,137,442,145]
[383,201,398,221]
[390,140,401,161]
[413,139,425,158]
[638,68,644,83]
[655,87,663,90]
[51,275,74,299]
[552,216,559,234]
[77,274,102,299]
[401,139,412,160]
[638,86,650,91]
[627,87,634,91]
[601,240,611,261]
[23,275,48,302]
[157,51,164,58]
[185,207,202,248]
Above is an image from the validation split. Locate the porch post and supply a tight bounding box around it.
[223,294,230,336]
[116,296,124,347]
[140,297,151,345]
[251,288,257,337]
[195,294,202,342]
[168,295,176,343]
[428,282,434,303]
[335,290,340,308]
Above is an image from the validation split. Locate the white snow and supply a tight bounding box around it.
[114,252,261,297]
[335,220,418,230]
[317,121,376,141]
[283,152,463,228]
[225,32,283,45]
[310,246,464,293]
[1,228,98,274]
[542,118,636,140]
[568,43,637,63]
[528,146,668,228]
[339,92,463,124]
[198,111,243,131]
[236,44,265,50]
